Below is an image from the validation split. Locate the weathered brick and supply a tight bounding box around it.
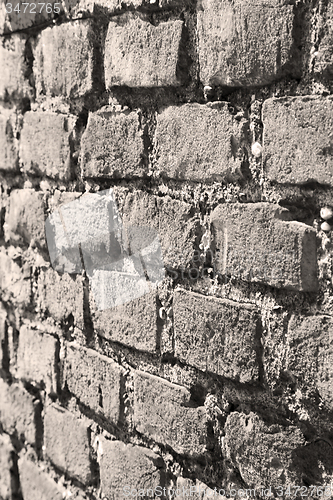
[314,1,333,77]
[4,189,46,247]
[153,103,247,182]
[0,379,41,445]
[0,433,18,500]
[18,457,64,500]
[81,109,146,179]
[0,0,63,34]
[263,96,333,186]
[197,0,299,87]
[0,35,30,99]
[64,343,125,423]
[210,203,318,291]
[174,290,260,383]
[0,248,31,306]
[223,412,305,493]
[34,20,96,98]
[37,268,84,329]
[134,371,207,456]
[285,315,333,408]
[17,325,59,395]
[100,438,165,499]
[44,404,93,484]
[91,291,158,353]
[0,110,18,171]
[118,189,200,268]
[105,18,185,87]
[20,111,75,180]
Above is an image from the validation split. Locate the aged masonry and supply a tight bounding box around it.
[2,0,333,499]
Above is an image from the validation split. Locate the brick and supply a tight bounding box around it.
[174,290,260,383]
[0,248,31,306]
[37,268,84,329]
[64,343,125,423]
[44,404,93,484]
[0,1,64,34]
[263,96,333,186]
[100,439,165,499]
[118,189,200,268]
[18,457,64,500]
[314,1,333,77]
[81,109,146,179]
[17,325,59,395]
[0,379,41,445]
[0,35,31,99]
[20,111,75,180]
[153,103,247,182]
[34,20,96,98]
[210,203,318,291]
[223,412,305,492]
[0,433,18,500]
[91,291,158,353]
[105,18,185,87]
[285,315,333,409]
[4,189,46,247]
[134,371,207,456]
[0,110,18,171]
[197,0,298,87]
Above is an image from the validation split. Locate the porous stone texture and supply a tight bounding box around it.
[20,112,75,180]
[44,404,93,484]
[210,203,318,291]
[133,370,208,456]
[81,109,146,179]
[263,96,333,186]
[34,20,96,98]
[0,0,64,34]
[0,35,30,99]
[0,110,18,171]
[197,0,298,87]
[64,343,125,423]
[105,18,185,87]
[0,433,17,500]
[17,325,59,395]
[153,102,248,181]
[174,290,260,383]
[0,247,31,306]
[0,379,41,446]
[314,1,333,77]
[18,457,64,500]
[223,412,305,493]
[100,439,166,499]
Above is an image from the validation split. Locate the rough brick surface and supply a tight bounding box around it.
[91,291,158,353]
[37,268,84,328]
[64,343,125,423]
[263,96,333,186]
[18,457,64,500]
[314,1,333,76]
[0,35,30,99]
[285,315,333,408]
[105,18,185,87]
[34,20,96,98]
[4,189,46,247]
[0,110,18,171]
[20,112,75,180]
[210,203,318,291]
[100,439,165,499]
[0,379,41,445]
[174,290,260,383]
[223,412,305,493]
[81,109,146,179]
[153,103,248,182]
[118,189,200,268]
[0,433,17,500]
[134,371,207,456]
[197,0,298,87]
[0,248,31,306]
[17,325,59,395]
[0,0,64,34]
[44,404,93,484]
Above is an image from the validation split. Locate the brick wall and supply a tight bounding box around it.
[1,0,333,499]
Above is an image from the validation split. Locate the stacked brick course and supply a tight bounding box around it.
[1,0,333,499]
